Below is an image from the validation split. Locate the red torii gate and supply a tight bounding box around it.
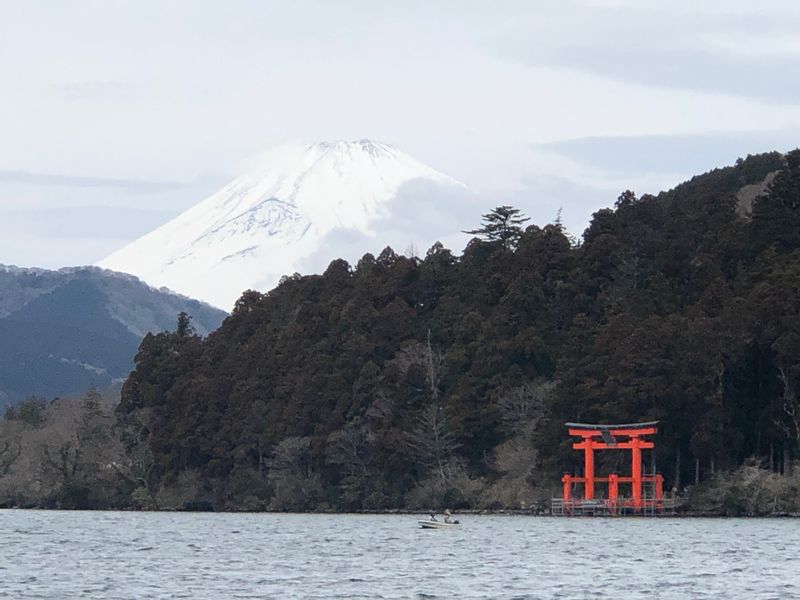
[561,422,664,512]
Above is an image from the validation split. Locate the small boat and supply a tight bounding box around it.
[418,519,460,529]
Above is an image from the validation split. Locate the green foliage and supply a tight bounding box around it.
[751,149,800,253]
[176,311,195,337]
[0,389,132,509]
[464,205,530,250]
[104,151,800,512]
[13,397,48,428]
[689,459,800,516]
[0,270,226,407]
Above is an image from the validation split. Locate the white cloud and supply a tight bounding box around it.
[1,1,799,271]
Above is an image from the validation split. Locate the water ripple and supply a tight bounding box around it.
[0,511,798,599]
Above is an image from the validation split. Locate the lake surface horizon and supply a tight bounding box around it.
[2,510,798,599]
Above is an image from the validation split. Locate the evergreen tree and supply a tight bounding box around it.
[14,396,48,428]
[751,149,800,252]
[176,311,195,337]
[108,151,800,513]
[464,205,530,250]
[614,189,637,209]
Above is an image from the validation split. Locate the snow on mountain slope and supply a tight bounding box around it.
[99,140,467,309]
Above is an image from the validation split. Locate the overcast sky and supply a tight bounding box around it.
[2,0,800,268]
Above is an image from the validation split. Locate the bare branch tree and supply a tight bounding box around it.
[495,380,555,435]
[405,403,461,488]
[400,330,458,488]
[365,391,394,424]
[269,436,312,477]
[392,330,445,394]
[0,439,22,477]
[327,421,373,478]
[424,329,444,402]
[39,438,80,492]
[777,366,800,445]
[114,417,158,507]
[267,436,322,509]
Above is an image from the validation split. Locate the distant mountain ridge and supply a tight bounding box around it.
[0,265,226,407]
[99,139,469,309]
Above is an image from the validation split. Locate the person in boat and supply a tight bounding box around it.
[443,509,453,524]
[428,513,437,522]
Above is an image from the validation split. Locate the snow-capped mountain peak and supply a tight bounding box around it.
[98,139,467,309]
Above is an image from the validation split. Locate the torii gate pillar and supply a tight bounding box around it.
[560,421,664,513]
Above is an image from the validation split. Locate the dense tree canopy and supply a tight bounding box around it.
[103,150,800,511]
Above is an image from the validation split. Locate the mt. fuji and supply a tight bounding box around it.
[99,140,472,309]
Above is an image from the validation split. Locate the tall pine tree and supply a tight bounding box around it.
[464,205,530,250]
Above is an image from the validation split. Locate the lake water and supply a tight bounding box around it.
[2,511,798,599]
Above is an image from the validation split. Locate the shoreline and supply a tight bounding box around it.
[2,505,799,518]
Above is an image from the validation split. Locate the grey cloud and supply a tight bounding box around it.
[492,6,800,104]
[507,175,619,241]
[0,206,176,240]
[298,179,483,274]
[540,47,799,105]
[54,81,132,101]
[542,130,800,175]
[0,170,186,194]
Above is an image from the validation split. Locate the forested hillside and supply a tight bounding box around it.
[3,151,798,514]
[108,150,800,512]
[0,267,226,406]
